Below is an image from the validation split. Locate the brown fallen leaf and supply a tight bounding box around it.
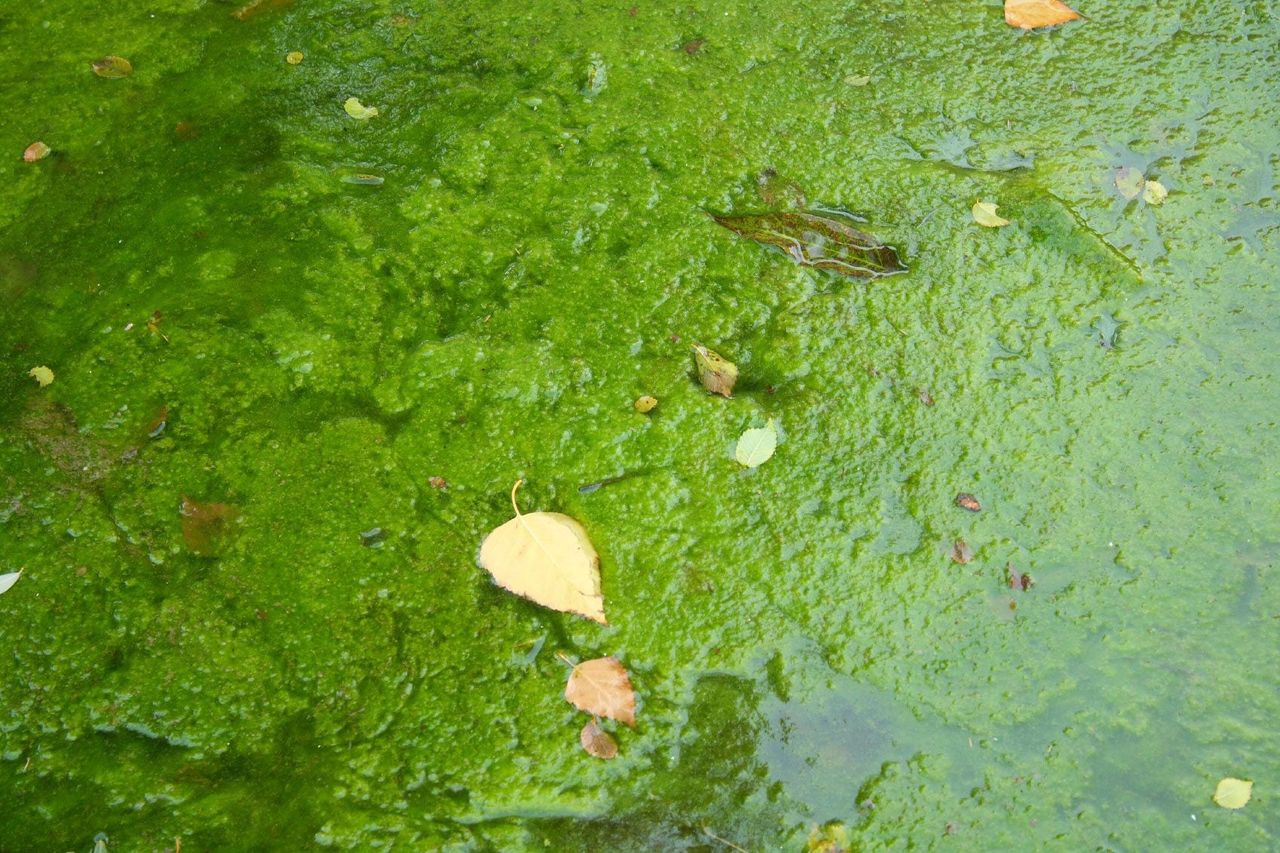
[955,493,982,512]
[580,719,618,759]
[428,476,447,489]
[693,344,738,398]
[478,480,606,623]
[1004,0,1081,29]
[565,656,636,726]
[180,496,241,557]
[951,538,974,564]
[712,210,906,279]
[23,142,51,163]
[1006,563,1034,591]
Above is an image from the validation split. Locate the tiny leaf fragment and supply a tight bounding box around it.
[1143,179,1168,205]
[28,366,54,387]
[91,56,133,79]
[693,344,738,398]
[477,480,606,623]
[23,142,51,162]
[735,420,778,468]
[0,569,23,596]
[1004,0,1081,29]
[565,656,636,726]
[712,210,906,278]
[1213,777,1252,809]
[1114,167,1145,200]
[285,51,304,65]
[344,97,379,120]
[972,201,1010,227]
[633,395,658,413]
[580,719,619,759]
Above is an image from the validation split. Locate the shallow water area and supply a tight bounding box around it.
[1,0,1277,849]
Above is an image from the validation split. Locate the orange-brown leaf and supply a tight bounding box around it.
[580,719,619,759]
[565,657,636,727]
[1005,0,1081,29]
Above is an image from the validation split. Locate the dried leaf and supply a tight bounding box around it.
[231,0,292,20]
[91,56,133,79]
[634,395,658,413]
[735,420,778,468]
[951,538,973,564]
[955,492,982,512]
[1006,563,1034,591]
[1004,0,1081,29]
[693,344,738,398]
[972,201,1010,227]
[565,656,636,726]
[712,210,906,278]
[285,51,304,65]
[23,142,51,163]
[1114,167,1145,200]
[28,366,54,387]
[343,97,379,120]
[0,569,23,596]
[180,497,241,557]
[478,480,605,623]
[1143,179,1168,205]
[580,719,619,759]
[1213,777,1252,809]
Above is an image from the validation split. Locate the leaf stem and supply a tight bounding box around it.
[509,479,525,518]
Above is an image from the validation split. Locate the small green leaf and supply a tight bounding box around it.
[712,210,906,279]
[735,420,777,468]
[344,97,379,120]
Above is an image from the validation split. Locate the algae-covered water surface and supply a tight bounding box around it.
[2,0,1278,849]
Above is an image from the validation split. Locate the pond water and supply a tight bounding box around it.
[1,0,1276,849]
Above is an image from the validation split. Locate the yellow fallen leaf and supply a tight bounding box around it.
[735,419,778,468]
[343,97,379,119]
[972,201,1010,228]
[478,480,605,623]
[1213,777,1252,809]
[1143,179,1168,205]
[28,366,54,387]
[693,343,738,397]
[1004,0,1081,29]
[579,719,618,759]
[285,51,305,65]
[565,656,636,726]
[91,56,133,78]
[633,395,657,413]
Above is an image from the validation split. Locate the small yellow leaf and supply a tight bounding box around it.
[565,656,636,726]
[285,51,305,65]
[478,480,605,623]
[1143,179,1168,205]
[1213,777,1252,809]
[633,395,658,413]
[343,97,379,120]
[579,719,618,759]
[845,74,871,86]
[735,420,778,468]
[1004,0,1081,29]
[972,201,1010,228]
[693,344,738,398]
[91,56,133,79]
[28,366,54,387]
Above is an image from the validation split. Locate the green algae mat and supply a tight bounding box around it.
[2,0,1278,849]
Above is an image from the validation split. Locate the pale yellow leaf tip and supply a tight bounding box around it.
[1213,777,1252,809]
[972,201,1011,228]
[1143,179,1168,205]
[0,568,23,596]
